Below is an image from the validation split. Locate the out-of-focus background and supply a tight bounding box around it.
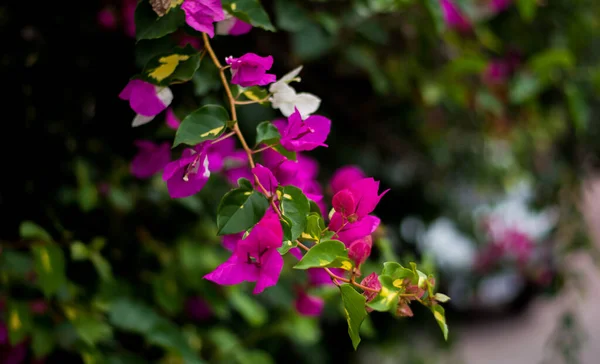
[2,0,600,363]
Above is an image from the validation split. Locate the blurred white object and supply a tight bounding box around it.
[418,218,477,272]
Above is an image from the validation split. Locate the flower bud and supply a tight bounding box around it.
[361,272,381,303]
[332,190,356,220]
[348,237,372,266]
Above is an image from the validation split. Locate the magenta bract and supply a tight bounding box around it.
[181,0,226,38]
[226,53,276,87]
[162,146,211,198]
[131,140,171,179]
[279,108,331,152]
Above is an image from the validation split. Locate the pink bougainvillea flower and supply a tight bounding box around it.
[122,0,137,38]
[119,79,173,127]
[181,0,226,38]
[261,149,323,201]
[490,0,512,13]
[329,212,380,246]
[332,178,389,222]
[185,296,213,321]
[97,8,117,30]
[348,236,372,266]
[361,272,381,304]
[330,165,365,195]
[216,14,252,36]
[225,53,276,87]
[222,232,243,251]
[204,211,284,294]
[289,247,303,260]
[162,145,210,198]
[130,140,171,179]
[279,108,331,152]
[440,0,471,32]
[295,291,324,317]
[165,108,181,130]
[252,163,278,196]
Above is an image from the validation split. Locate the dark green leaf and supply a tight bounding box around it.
[516,0,537,22]
[140,44,201,86]
[147,320,205,364]
[135,1,185,41]
[135,37,177,69]
[32,243,67,297]
[217,185,269,235]
[270,143,297,161]
[255,121,281,146]
[32,326,55,358]
[565,82,589,135]
[294,240,350,270]
[153,272,184,314]
[277,215,297,255]
[240,86,269,104]
[222,0,275,32]
[0,250,33,277]
[7,302,33,345]
[109,299,161,334]
[274,0,311,32]
[237,177,253,190]
[430,304,449,340]
[228,288,268,327]
[173,105,229,147]
[279,186,310,241]
[381,262,415,282]
[20,221,53,243]
[339,284,367,350]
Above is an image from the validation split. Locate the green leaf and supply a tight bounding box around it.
[108,299,161,334]
[301,213,323,242]
[90,254,113,282]
[72,315,113,347]
[424,0,445,34]
[339,284,367,350]
[32,243,67,297]
[153,272,184,314]
[147,320,205,364]
[20,221,53,243]
[173,105,229,147]
[277,215,297,255]
[565,83,589,135]
[381,262,416,282]
[135,1,185,41]
[140,44,201,86]
[366,275,400,312]
[434,293,451,303]
[279,186,310,241]
[240,86,269,104]
[430,304,449,341]
[274,0,311,32]
[294,240,351,270]
[32,326,55,358]
[7,302,33,345]
[516,0,537,22]
[509,73,544,104]
[255,121,281,146]
[228,288,268,327]
[0,250,33,277]
[70,242,90,260]
[217,184,269,235]
[270,144,297,161]
[222,0,275,32]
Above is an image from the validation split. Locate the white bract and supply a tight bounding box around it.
[269,66,321,118]
[132,86,173,127]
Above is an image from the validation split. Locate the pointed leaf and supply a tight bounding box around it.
[339,284,367,350]
[140,44,202,86]
[279,186,310,241]
[135,1,185,40]
[20,221,53,243]
[32,243,67,297]
[217,185,269,235]
[366,275,400,312]
[430,304,449,341]
[255,121,281,146]
[173,105,229,147]
[72,315,114,347]
[294,240,350,270]
[7,301,33,345]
